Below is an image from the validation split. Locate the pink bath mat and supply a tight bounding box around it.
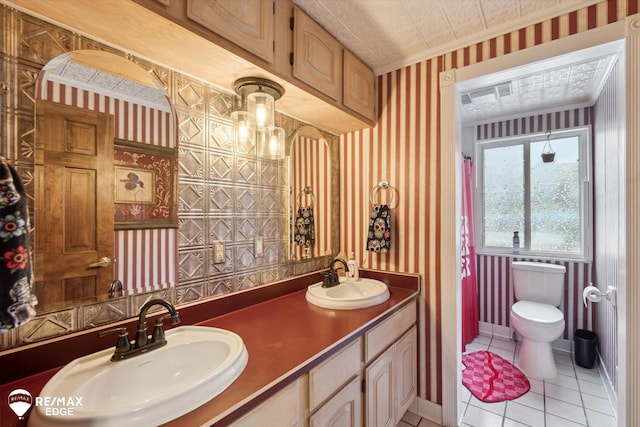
[462,350,530,403]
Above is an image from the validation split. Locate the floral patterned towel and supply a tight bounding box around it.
[293,206,315,247]
[0,157,37,333]
[367,204,391,253]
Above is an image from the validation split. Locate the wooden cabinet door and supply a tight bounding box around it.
[343,49,376,121]
[310,375,362,427]
[365,346,395,427]
[292,5,342,101]
[187,0,274,63]
[35,101,114,309]
[395,327,417,419]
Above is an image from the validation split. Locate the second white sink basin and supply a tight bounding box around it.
[306,278,390,310]
[28,326,248,427]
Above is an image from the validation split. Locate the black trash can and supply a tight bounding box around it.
[574,329,597,369]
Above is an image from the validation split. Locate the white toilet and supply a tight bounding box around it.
[510,261,566,379]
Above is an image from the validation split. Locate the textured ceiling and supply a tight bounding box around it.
[292,0,600,75]
[42,53,171,112]
[459,53,618,123]
[293,0,614,123]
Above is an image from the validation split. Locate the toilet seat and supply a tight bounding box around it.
[511,301,564,326]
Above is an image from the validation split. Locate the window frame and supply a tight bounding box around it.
[475,126,592,261]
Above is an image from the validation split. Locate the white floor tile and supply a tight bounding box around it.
[419,334,616,427]
[528,377,544,395]
[502,418,529,427]
[585,408,617,427]
[545,413,587,426]
[556,362,576,378]
[545,397,587,425]
[578,378,607,398]
[545,373,579,391]
[504,401,545,427]
[554,352,574,367]
[581,392,615,416]
[544,382,582,406]
[575,366,601,383]
[468,397,506,416]
[489,336,517,352]
[462,404,504,427]
[511,390,544,411]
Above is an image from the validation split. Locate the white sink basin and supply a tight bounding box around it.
[305,278,390,309]
[28,326,248,427]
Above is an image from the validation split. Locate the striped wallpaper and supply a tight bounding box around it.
[593,56,622,392]
[290,136,332,259]
[38,78,178,293]
[340,0,637,405]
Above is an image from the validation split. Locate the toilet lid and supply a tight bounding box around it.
[512,301,564,324]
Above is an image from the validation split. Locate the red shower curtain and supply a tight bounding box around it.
[461,157,479,351]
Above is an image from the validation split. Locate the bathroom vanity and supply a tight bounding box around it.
[0,270,419,426]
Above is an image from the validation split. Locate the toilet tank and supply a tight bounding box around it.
[512,261,566,306]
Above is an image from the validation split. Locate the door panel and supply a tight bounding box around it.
[35,101,114,309]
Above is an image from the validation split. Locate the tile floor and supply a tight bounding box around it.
[397,334,617,427]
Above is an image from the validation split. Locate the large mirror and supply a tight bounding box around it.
[287,126,339,261]
[34,50,177,313]
[6,45,339,351]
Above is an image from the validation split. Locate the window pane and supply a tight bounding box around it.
[483,145,524,248]
[530,136,580,252]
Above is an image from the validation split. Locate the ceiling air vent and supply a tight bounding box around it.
[461,81,512,105]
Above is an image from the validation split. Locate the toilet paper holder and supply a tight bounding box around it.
[583,283,617,307]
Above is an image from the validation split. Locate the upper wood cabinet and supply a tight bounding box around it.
[186,0,275,64]
[292,5,342,101]
[344,49,376,121]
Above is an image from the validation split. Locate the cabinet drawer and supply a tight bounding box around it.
[230,376,307,427]
[365,301,416,362]
[309,337,362,410]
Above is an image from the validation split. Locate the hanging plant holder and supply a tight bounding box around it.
[541,131,555,163]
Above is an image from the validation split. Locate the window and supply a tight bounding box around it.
[477,127,591,260]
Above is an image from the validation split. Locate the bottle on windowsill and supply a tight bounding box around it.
[512,231,520,255]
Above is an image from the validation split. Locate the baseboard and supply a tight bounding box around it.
[410,396,442,425]
[596,350,618,419]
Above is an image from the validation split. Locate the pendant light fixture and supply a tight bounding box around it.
[232,77,285,159]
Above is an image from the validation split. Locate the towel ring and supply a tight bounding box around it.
[369,180,398,208]
[296,186,315,207]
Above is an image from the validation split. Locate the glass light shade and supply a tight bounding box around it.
[231,110,255,146]
[259,126,285,160]
[247,91,274,130]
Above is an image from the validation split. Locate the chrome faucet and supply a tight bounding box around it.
[322,258,349,288]
[99,298,180,361]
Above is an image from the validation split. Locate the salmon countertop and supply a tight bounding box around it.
[165,284,418,426]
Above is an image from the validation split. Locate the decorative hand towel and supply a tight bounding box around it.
[294,206,315,247]
[0,157,37,333]
[366,204,391,253]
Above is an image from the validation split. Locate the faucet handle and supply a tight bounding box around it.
[151,315,171,344]
[98,327,131,355]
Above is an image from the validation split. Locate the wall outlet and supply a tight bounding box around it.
[212,241,225,264]
[254,237,264,258]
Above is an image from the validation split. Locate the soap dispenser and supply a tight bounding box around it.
[346,252,359,281]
